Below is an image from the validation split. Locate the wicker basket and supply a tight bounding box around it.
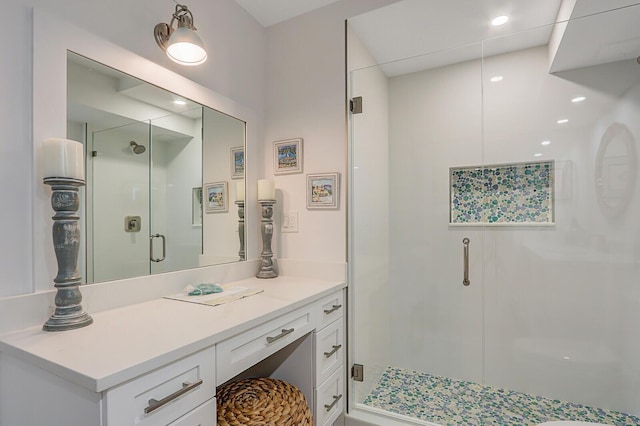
[216,378,313,426]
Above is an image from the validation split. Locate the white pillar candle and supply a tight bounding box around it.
[258,179,275,200]
[236,181,245,202]
[43,138,85,180]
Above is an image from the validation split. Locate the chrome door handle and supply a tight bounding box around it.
[150,234,166,262]
[144,379,203,414]
[266,328,294,344]
[463,238,470,286]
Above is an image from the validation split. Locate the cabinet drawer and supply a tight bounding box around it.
[315,319,344,385]
[314,367,345,426]
[216,305,315,384]
[167,398,216,425]
[317,291,344,330]
[105,346,215,426]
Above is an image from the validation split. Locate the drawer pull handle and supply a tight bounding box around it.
[324,394,343,412]
[323,304,342,315]
[324,344,342,358]
[266,328,294,344]
[144,379,203,415]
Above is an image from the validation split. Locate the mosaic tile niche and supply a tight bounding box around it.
[450,161,554,225]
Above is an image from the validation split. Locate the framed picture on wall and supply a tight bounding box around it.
[307,173,339,209]
[273,138,303,175]
[204,181,228,213]
[231,146,244,179]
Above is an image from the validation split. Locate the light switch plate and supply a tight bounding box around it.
[281,211,298,233]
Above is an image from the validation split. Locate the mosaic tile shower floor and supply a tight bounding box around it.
[362,367,640,426]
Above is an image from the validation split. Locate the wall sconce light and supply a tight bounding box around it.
[154,4,207,66]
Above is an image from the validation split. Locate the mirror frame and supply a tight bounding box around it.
[32,8,258,293]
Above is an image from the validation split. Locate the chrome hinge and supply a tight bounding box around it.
[352,363,364,382]
[350,96,363,114]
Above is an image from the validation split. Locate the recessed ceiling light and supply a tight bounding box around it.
[557,118,569,124]
[491,15,509,26]
[541,140,551,146]
[571,96,586,103]
[534,153,543,157]
[173,100,187,106]
[490,75,503,83]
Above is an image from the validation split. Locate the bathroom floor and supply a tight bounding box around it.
[362,367,640,426]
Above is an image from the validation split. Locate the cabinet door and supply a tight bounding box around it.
[315,367,345,426]
[315,319,345,385]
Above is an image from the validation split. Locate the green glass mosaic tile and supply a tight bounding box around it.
[363,367,639,426]
[450,161,554,225]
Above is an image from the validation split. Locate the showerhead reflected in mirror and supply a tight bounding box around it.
[130,141,146,154]
[67,52,246,284]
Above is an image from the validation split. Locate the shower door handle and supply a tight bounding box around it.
[150,234,166,262]
[462,238,470,286]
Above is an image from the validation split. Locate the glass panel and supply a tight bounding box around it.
[349,40,484,415]
[89,120,151,282]
[482,6,640,417]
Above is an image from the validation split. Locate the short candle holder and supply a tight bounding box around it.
[42,177,93,332]
[257,199,277,279]
[236,201,245,261]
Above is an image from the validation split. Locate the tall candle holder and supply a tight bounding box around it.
[236,201,245,261]
[42,177,93,331]
[256,200,277,278]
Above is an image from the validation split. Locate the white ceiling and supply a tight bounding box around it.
[233,0,640,77]
[233,0,342,27]
[349,0,563,76]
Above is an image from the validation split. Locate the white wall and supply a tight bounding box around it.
[263,0,401,265]
[0,0,265,297]
[381,45,640,414]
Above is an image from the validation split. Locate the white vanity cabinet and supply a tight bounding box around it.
[0,277,346,426]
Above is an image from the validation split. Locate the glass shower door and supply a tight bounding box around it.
[148,112,203,276]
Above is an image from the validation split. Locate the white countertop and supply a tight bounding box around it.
[0,276,345,393]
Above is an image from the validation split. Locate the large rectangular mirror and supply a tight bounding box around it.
[31,9,257,294]
[67,52,246,284]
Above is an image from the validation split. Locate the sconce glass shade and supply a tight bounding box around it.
[166,26,207,66]
[154,4,207,66]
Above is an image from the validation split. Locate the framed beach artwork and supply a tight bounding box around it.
[274,138,303,175]
[307,173,339,209]
[204,181,228,213]
[230,146,244,179]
